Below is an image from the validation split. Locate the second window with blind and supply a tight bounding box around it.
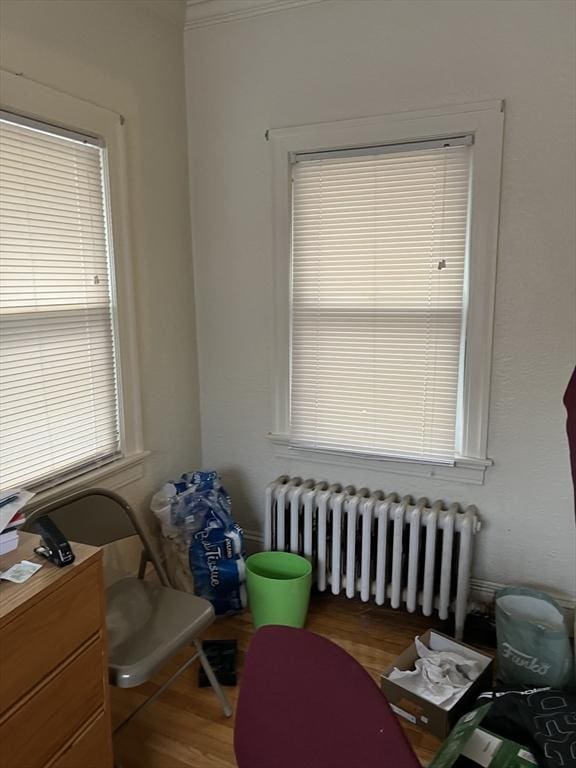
[291,138,470,464]
[272,104,504,479]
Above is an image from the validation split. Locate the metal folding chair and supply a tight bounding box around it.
[25,488,232,739]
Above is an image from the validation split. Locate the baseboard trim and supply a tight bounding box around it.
[243,528,264,545]
[469,577,575,611]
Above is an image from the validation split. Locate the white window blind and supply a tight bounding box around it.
[0,113,121,489]
[290,139,472,463]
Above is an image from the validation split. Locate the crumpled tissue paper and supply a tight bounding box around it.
[388,636,483,708]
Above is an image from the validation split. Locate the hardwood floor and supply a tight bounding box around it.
[111,594,453,767]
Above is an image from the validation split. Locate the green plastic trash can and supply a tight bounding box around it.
[246,551,312,629]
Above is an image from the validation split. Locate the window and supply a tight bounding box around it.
[0,69,145,495]
[291,137,471,463]
[0,113,120,488]
[270,102,504,483]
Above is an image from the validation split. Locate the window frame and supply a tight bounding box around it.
[0,70,147,497]
[269,101,504,485]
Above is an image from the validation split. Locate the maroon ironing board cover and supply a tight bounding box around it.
[234,625,421,768]
[564,365,576,515]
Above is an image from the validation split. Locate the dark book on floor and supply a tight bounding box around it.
[198,639,238,687]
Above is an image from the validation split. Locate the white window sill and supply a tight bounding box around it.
[268,433,491,485]
[26,451,150,508]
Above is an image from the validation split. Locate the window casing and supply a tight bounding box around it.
[270,102,504,484]
[0,70,145,496]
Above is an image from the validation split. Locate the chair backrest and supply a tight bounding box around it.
[25,488,168,584]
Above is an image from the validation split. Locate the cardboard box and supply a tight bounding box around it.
[428,703,537,767]
[380,629,494,739]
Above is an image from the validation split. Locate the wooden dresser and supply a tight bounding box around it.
[0,532,113,768]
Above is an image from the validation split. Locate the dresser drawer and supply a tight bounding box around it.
[0,561,102,714]
[0,637,106,768]
[47,711,113,768]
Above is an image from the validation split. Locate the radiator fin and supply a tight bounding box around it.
[265,475,480,640]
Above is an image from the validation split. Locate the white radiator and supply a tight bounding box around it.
[265,475,481,640]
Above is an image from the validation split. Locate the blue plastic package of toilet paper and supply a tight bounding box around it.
[152,471,246,615]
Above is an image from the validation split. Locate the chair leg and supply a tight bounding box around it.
[194,638,233,718]
[113,641,232,737]
[137,549,148,580]
[114,649,203,735]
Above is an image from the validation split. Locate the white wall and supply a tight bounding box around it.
[185,0,576,601]
[0,1,201,519]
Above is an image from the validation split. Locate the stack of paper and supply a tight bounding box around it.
[0,489,35,556]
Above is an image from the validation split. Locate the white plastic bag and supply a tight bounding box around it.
[150,483,195,593]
